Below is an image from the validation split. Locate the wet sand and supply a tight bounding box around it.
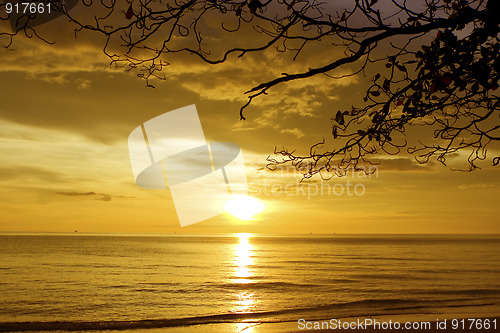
[251,306,500,333]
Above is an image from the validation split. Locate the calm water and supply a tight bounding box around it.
[0,234,499,330]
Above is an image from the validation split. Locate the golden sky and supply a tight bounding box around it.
[0,2,499,234]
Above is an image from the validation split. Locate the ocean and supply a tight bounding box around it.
[0,234,499,332]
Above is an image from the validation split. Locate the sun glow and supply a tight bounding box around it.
[225,195,264,220]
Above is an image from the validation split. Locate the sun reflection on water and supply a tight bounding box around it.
[234,322,257,332]
[233,233,255,314]
[234,233,253,283]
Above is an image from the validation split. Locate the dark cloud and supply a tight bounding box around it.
[0,166,66,183]
[56,191,135,202]
[0,70,202,143]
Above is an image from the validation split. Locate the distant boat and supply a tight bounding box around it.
[74,230,78,233]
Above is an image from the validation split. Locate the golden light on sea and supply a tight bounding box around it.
[233,233,256,315]
[233,233,253,284]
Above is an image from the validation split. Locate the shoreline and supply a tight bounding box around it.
[269,307,500,333]
[1,305,497,333]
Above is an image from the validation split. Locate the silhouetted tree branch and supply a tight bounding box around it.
[1,0,499,176]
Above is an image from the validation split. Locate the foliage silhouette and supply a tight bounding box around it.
[1,0,499,177]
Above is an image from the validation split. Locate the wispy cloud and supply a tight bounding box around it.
[56,191,135,202]
[281,128,305,138]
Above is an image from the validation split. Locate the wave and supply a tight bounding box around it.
[420,288,500,296]
[216,281,320,290]
[0,298,494,332]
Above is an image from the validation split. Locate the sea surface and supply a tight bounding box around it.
[0,234,499,331]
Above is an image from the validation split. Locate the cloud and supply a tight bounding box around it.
[0,4,365,149]
[368,157,435,172]
[0,37,110,75]
[56,191,135,202]
[457,183,498,190]
[0,166,65,183]
[281,128,305,138]
[76,79,92,90]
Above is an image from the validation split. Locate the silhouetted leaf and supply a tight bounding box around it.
[332,126,338,139]
[125,4,134,19]
[248,0,262,14]
[383,79,390,91]
[440,76,452,85]
[396,64,407,72]
[335,110,345,125]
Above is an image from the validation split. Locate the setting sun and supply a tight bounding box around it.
[225,195,264,220]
